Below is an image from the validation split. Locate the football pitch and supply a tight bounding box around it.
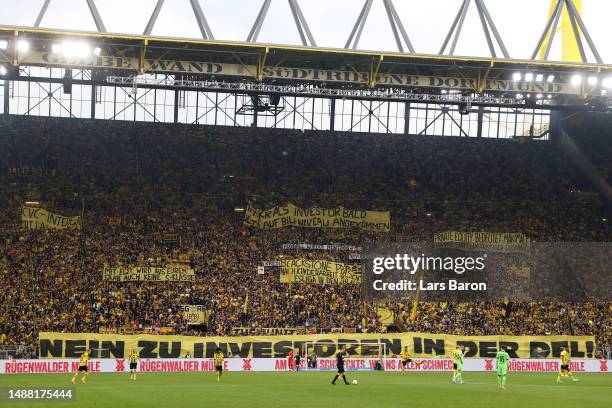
[1,371,610,408]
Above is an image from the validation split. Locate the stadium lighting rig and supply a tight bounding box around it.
[16,39,30,52]
[512,71,554,82]
[51,41,101,58]
[571,74,582,86]
[511,70,612,96]
[0,37,101,57]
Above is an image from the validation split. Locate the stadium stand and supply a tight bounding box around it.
[0,114,610,359]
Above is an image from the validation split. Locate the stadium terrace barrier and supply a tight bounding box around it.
[1,358,610,374]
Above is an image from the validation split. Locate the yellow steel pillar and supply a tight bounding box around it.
[561,0,582,62]
[539,0,583,62]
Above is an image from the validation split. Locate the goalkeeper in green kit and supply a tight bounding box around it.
[495,347,510,389]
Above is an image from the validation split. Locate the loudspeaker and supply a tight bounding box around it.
[270,94,281,106]
[63,69,72,95]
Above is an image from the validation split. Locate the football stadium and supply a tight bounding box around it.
[0,1,611,407]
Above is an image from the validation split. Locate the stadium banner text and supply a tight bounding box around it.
[22,53,580,96]
[180,305,208,325]
[279,259,362,285]
[244,202,390,232]
[38,332,595,359]
[2,358,609,374]
[433,231,531,253]
[102,266,195,282]
[20,206,81,230]
[232,327,303,336]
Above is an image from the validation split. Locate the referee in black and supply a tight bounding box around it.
[331,345,350,385]
[295,352,301,371]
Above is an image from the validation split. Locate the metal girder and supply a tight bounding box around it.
[476,0,509,58]
[564,0,602,63]
[247,0,272,42]
[566,0,587,63]
[449,0,470,55]
[292,0,316,47]
[345,0,373,49]
[345,0,415,52]
[474,0,496,57]
[257,47,269,80]
[382,0,414,53]
[383,0,403,53]
[288,0,307,46]
[418,106,469,137]
[440,0,464,55]
[543,2,563,60]
[440,0,508,58]
[35,0,106,32]
[144,0,165,36]
[369,55,384,87]
[189,0,214,40]
[532,0,564,60]
[11,73,606,111]
[247,0,315,46]
[34,0,51,28]
[288,0,316,47]
[18,68,79,118]
[85,0,106,33]
[532,0,602,64]
[3,80,9,114]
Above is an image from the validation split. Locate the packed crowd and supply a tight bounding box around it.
[0,114,609,358]
[565,112,612,183]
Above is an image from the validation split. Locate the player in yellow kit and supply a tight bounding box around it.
[213,348,224,382]
[71,349,92,384]
[129,349,140,381]
[400,346,412,372]
[556,347,578,383]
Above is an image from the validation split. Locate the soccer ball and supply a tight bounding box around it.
[352,380,358,385]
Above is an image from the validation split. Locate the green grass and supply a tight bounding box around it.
[1,371,610,408]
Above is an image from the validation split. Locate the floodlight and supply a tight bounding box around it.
[536,93,543,99]
[587,76,598,86]
[603,77,612,89]
[535,74,544,82]
[0,65,7,76]
[93,47,102,56]
[52,43,61,53]
[0,40,7,50]
[17,40,29,52]
[524,72,534,82]
[546,74,555,83]
[516,93,523,99]
[512,72,521,81]
[75,42,90,58]
[570,74,582,86]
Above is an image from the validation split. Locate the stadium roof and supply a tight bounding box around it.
[1,1,611,110]
[1,25,610,84]
[0,0,610,63]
